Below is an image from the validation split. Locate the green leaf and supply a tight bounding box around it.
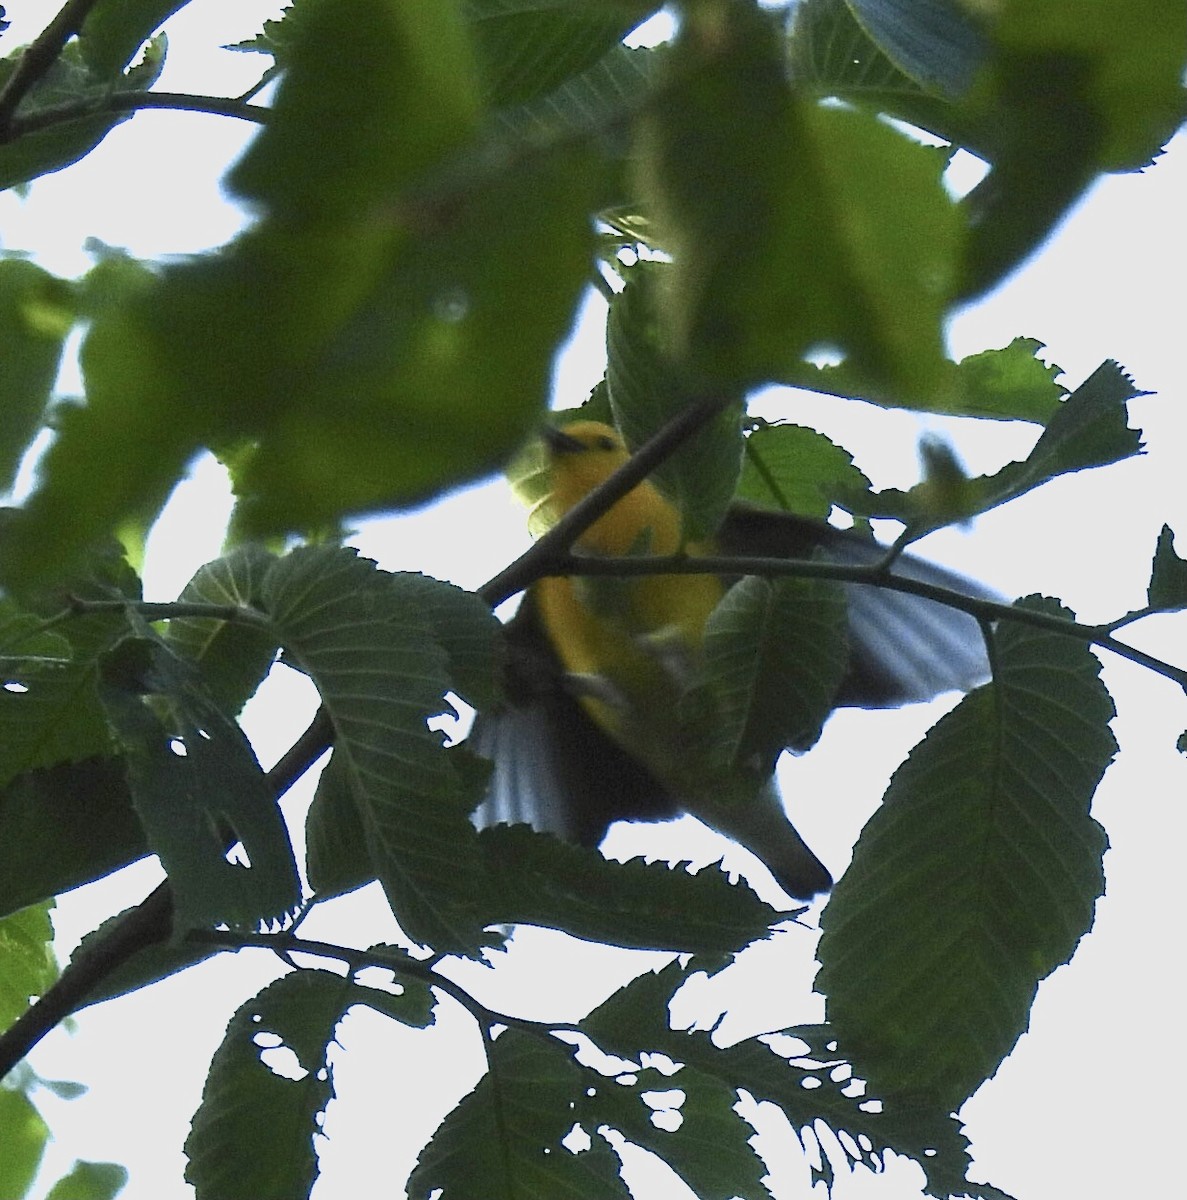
[0,259,74,490]
[817,597,1116,1111]
[948,337,1065,422]
[0,1084,48,1199]
[737,423,873,519]
[866,359,1145,530]
[78,0,188,77]
[71,903,221,1011]
[634,6,957,397]
[478,823,779,953]
[787,0,970,153]
[698,573,850,762]
[387,572,503,711]
[762,336,1064,422]
[1147,524,1187,611]
[605,266,743,541]
[583,967,1013,1199]
[495,40,659,143]
[408,1028,628,1200]
[987,0,1187,174]
[0,757,147,921]
[0,900,57,1032]
[2,1,594,588]
[347,956,436,1029]
[304,752,374,900]
[262,548,489,954]
[0,543,140,789]
[959,0,1187,297]
[166,545,280,718]
[230,0,479,215]
[185,969,364,1200]
[43,1159,129,1200]
[97,634,300,932]
[468,0,649,108]
[847,0,988,98]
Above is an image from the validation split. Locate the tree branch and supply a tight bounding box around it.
[544,551,1187,691]
[0,0,103,135]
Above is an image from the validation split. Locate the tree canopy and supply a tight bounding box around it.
[0,2,1184,1199]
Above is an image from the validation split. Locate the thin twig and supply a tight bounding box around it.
[0,0,103,135]
[3,89,269,141]
[190,928,588,1041]
[479,394,737,607]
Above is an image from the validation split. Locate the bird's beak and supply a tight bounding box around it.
[541,425,586,455]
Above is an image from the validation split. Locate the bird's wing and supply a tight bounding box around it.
[468,591,680,844]
[716,505,994,707]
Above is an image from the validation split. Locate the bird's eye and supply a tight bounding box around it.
[596,435,617,452]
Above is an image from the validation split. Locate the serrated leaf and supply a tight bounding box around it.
[262,547,488,954]
[305,752,374,900]
[97,634,300,932]
[584,966,1012,1199]
[866,359,1144,529]
[0,756,147,921]
[1147,524,1187,611]
[737,423,873,519]
[166,545,280,718]
[184,969,363,1200]
[605,266,743,541]
[698,574,849,763]
[949,337,1064,422]
[478,823,779,952]
[78,0,187,77]
[388,573,503,711]
[0,259,74,490]
[468,0,646,108]
[817,597,1116,1111]
[0,899,57,1032]
[408,1028,628,1200]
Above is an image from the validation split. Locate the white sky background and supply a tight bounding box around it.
[2,3,1186,1198]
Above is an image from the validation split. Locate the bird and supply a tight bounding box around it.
[470,419,991,901]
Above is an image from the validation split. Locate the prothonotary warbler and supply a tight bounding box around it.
[472,420,991,901]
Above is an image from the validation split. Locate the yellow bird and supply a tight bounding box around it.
[472,420,989,900]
